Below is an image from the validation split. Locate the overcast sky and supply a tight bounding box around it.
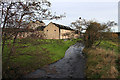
[43,0,119,32]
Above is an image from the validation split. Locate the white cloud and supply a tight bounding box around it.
[48,0,119,2]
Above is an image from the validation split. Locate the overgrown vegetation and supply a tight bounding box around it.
[70,18,117,48]
[2,38,80,79]
[83,40,120,78]
[71,18,119,78]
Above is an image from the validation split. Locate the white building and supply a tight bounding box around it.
[110,25,118,32]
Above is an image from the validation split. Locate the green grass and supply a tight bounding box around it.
[41,39,78,62]
[95,40,119,54]
[2,38,80,79]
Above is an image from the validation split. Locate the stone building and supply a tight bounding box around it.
[27,20,45,30]
[44,22,79,39]
[17,20,46,39]
[17,21,79,39]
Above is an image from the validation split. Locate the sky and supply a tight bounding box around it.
[43,0,119,32]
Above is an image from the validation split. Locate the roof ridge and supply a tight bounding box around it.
[51,22,74,30]
[53,22,66,26]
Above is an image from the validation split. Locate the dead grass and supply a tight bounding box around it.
[84,47,118,78]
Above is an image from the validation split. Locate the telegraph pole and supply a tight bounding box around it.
[118,1,120,32]
[118,1,120,38]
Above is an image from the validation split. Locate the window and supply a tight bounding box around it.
[75,30,78,34]
[54,30,56,31]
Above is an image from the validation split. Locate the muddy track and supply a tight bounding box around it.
[23,42,86,78]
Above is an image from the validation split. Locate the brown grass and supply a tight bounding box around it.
[84,47,118,78]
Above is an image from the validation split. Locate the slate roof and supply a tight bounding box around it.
[36,20,44,23]
[36,26,46,31]
[30,20,44,23]
[52,22,74,31]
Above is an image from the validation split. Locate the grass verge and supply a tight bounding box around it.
[83,40,120,78]
[2,38,80,79]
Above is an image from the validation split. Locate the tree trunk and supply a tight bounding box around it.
[2,33,7,54]
[2,3,12,53]
[95,38,102,48]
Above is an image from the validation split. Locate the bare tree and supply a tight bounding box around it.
[0,1,65,58]
[70,17,88,38]
[84,21,111,48]
[70,18,114,48]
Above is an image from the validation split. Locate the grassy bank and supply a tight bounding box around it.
[83,40,120,78]
[3,38,80,79]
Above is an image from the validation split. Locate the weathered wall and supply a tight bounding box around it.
[60,29,75,39]
[17,21,79,39]
[44,22,59,39]
[17,31,45,39]
[28,21,45,30]
[17,32,32,38]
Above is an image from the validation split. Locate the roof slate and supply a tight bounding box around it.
[52,22,74,30]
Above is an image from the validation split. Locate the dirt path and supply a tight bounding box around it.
[24,42,86,78]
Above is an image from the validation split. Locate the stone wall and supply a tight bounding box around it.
[60,29,79,39]
[44,22,59,39]
[17,32,32,39]
[17,20,45,39]
[60,29,74,39]
[17,21,79,39]
[28,21,45,30]
[44,22,79,39]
